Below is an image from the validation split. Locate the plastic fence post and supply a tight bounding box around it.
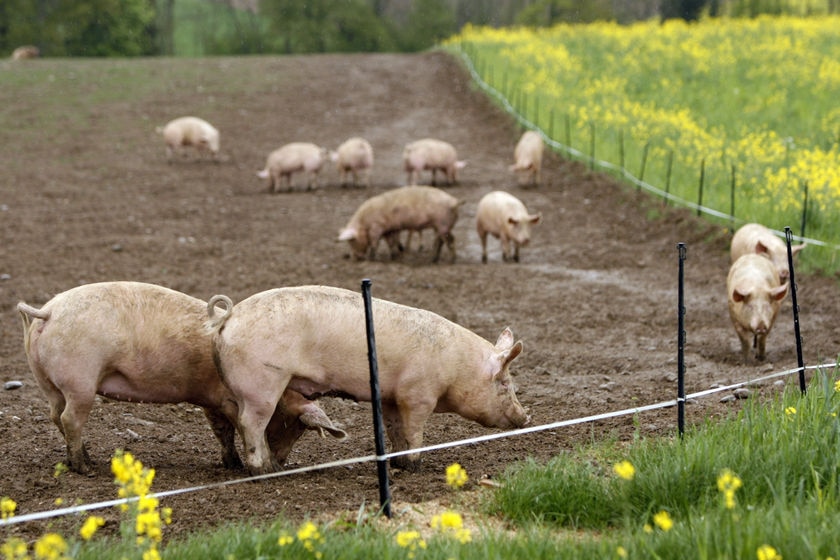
[729,164,736,231]
[638,141,649,188]
[677,243,687,439]
[664,150,674,206]
[361,279,392,518]
[696,158,705,217]
[784,229,806,395]
[619,130,625,172]
[564,114,571,148]
[800,180,809,239]
[589,122,595,170]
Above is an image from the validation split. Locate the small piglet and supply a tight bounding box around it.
[208,285,530,475]
[403,138,466,186]
[330,137,374,188]
[338,185,462,262]
[476,190,542,263]
[509,130,544,186]
[727,254,789,361]
[730,223,805,282]
[17,282,345,474]
[258,142,330,192]
[156,116,220,162]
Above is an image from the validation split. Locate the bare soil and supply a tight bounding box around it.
[1,51,839,542]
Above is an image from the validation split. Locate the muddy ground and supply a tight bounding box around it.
[1,51,838,541]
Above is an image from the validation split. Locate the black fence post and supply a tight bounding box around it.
[696,158,705,217]
[784,229,806,395]
[638,141,650,190]
[677,243,687,439]
[361,279,392,517]
[589,122,595,170]
[664,150,674,206]
[800,181,809,239]
[729,164,736,232]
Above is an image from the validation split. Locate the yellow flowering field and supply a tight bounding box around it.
[447,16,840,271]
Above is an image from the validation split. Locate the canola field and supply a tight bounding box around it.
[448,16,840,272]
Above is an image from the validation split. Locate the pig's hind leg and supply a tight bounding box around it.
[203,408,243,469]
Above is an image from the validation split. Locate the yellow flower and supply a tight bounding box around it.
[142,547,161,560]
[297,521,321,542]
[53,497,64,506]
[278,533,294,546]
[446,463,468,489]
[33,533,68,560]
[653,510,674,531]
[0,497,16,519]
[757,544,782,560]
[396,530,427,558]
[785,406,797,418]
[1,537,28,559]
[834,379,840,393]
[53,463,68,478]
[432,510,463,530]
[613,460,635,481]
[79,515,105,540]
[617,545,628,558]
[643,523,653,533]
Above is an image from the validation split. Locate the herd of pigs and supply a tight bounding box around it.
[13,115,804,478]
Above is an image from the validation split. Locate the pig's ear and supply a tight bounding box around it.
[772,283,789,301]
[529,213,542,225]
[754,240,770,255]
[507,217,520,226]
[499,340,523,369]
[300,410,348,441]
[732,288,750,303]
[337,228,357,242]
[792,243,806,256]
[494,327,515,350]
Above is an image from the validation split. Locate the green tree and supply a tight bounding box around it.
[515,0,613,25]
[56,0,157,56]
[399,0,456,51]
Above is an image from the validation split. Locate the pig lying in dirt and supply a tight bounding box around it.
[476,190,542,263]
[337,185,462,262]
[156,116,220,163]
[403,138,466,186]
[17,282,345,474]
[207,285,530,475]
[730,223,805,282]
[727,254,789,361]
[509,130,544,186]
[330,137,374,188]
[258,142,330,192]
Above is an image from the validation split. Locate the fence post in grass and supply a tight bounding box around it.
[638,141,650,190]
[619,130,625,173]
[664,150,674,206]
[677,243,687,438]
[589,122,595,170]
[696,158,705,217]
[534,94,540,130]
[548,109,555,142]
[800,180,809,239]
[784,229,806,395]
[361,279,392,518]
[729,164,736,232]
[565,114,571,148]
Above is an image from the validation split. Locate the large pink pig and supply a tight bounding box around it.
[156,116,220,163]
[337,185,462,263]
[509,130,544,186]
[476,190,542,263]
[402,138,466,186]
[730,223,805,282]
[208,285,530,475]
[258,142,330,192]
[727,254,789,361]
[330,137,374,188]
[17,282,345,474]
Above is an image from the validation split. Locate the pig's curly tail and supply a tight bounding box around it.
[17,301,49,355]
[206,294,234,332]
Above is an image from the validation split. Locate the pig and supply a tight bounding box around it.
[403,138,466,186]
[11,45,40,60]
[730,223,805,283]
[509,130,544,186]
[727,254,789,361]
[17,282,345,474]
[207,285,530,475]
[330,137,374,188]
[476,190,542,263]
[258,142,329,192]
[156,116,220,163]
[337,185,462,263]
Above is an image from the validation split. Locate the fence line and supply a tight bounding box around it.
[452,46,840,251]
[3,360,837,529]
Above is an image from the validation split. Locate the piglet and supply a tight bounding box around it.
[509,130,544,186]
[330,137,374,188]
[476,190,542,263]
[156,116,220,163]
[258,142,329,192]
[403,138,466,186]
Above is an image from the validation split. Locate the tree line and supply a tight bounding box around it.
[2,0,836,58]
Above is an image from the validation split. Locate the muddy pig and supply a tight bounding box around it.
[730,223,805,283]
[727,254,789,361]
[17,282,345,474]
[207,285,530,475]
[258,142,329,192]
[509,130,544,186]
[337,185,462,262]
[156,116,220,162]
[330,137,374,188]
[403,138,466,186]
[476,190,542,263]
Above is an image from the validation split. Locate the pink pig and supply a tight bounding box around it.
[330,137,374,188]
[730,223,805,283]
[403,138,466,186]
[509,131,544,186]
[156,116,220,163]
[476,191,542,263]
[258,142,330,192]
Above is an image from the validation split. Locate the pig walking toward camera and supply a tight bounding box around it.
[258,142,330,192]
[476,191,542,263]
[17,282,345,474]
[727,254,789,361]
[509,130,544,186]
[208,285,530,475]
[338,185,462,262]
[330,137,374,188]
[730,223,805,282]
[156,116,220,163]
[403,138,466,186]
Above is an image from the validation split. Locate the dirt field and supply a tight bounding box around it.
[1,51,839,541]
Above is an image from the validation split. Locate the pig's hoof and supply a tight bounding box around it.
[390,456,421,473]
[222,453,244,470]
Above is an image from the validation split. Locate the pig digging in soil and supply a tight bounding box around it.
[156,116,221,163]
[338,185,463,262]
[207,285,530,475]
[402,138,466,186]
[16,281,345,474]
[258,142,330,192]
[330,137,374,188]
[509,130,544,187]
